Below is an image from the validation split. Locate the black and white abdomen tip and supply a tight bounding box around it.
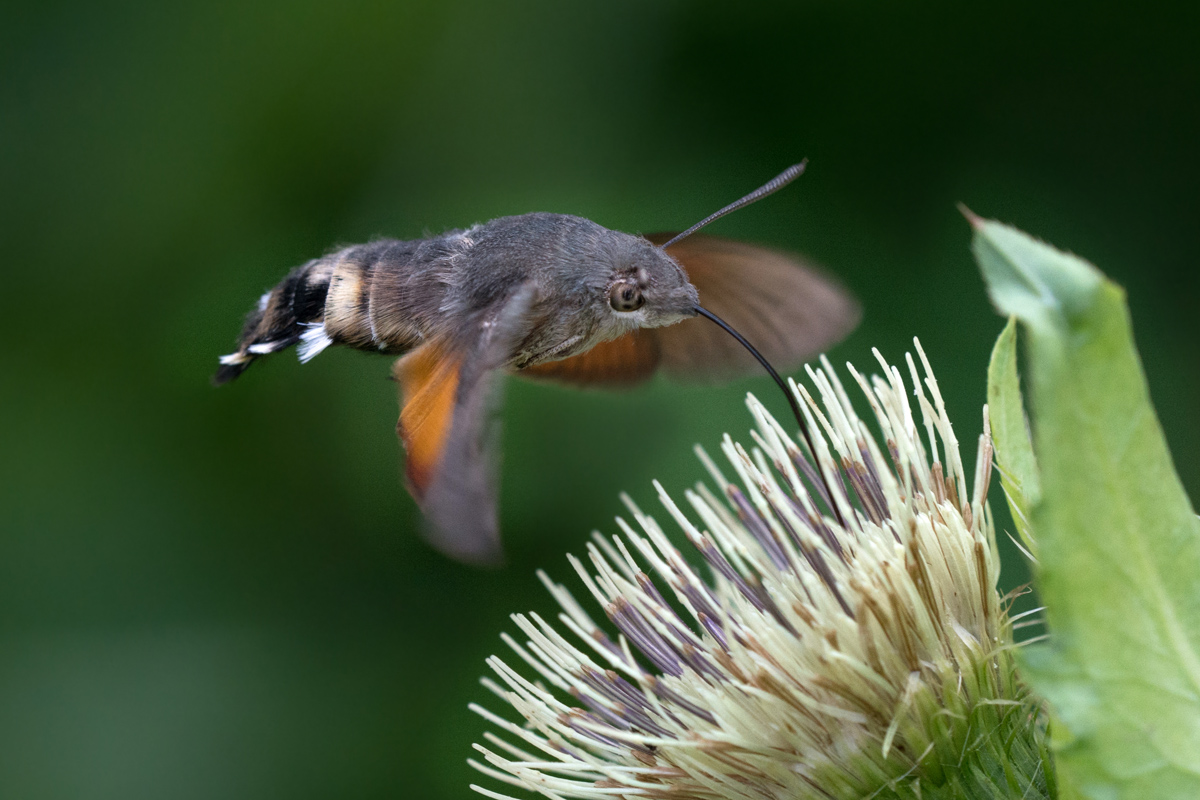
[212,258,333,384]
[296,322,334,363]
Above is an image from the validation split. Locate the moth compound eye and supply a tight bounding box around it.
[608,281,645,312]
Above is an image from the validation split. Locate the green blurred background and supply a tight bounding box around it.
[2,2,1197,797]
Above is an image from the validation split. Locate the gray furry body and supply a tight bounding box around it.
[215,213,698,383]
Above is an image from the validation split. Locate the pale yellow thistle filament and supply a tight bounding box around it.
[469,341,1047,800]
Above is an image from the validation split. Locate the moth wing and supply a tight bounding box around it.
[393,284,538,565]
[517,329,661,388]
[645,232,860,382]
[394,341,463,500]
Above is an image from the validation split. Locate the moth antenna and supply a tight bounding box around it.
[693,304,848,530]
[659,161,807,250]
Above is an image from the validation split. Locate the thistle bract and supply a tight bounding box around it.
[471,342,1050,800]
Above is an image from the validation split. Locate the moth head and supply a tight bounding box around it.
[603,236,699,329]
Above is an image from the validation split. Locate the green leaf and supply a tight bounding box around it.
[972,216,1200,800]
[987,316,1041,551]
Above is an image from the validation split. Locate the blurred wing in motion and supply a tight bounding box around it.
[393,284,538,565]
[394,340,463,500]
[646,232,860,382]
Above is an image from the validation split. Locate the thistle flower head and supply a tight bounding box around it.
[471,342,1049,800]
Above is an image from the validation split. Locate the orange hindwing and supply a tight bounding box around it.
[393,341,462,497]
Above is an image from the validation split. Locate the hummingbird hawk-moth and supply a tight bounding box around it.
[215,163,859,564]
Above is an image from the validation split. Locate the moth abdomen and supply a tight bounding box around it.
[214,237,444,385]
[213,252,339,385]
